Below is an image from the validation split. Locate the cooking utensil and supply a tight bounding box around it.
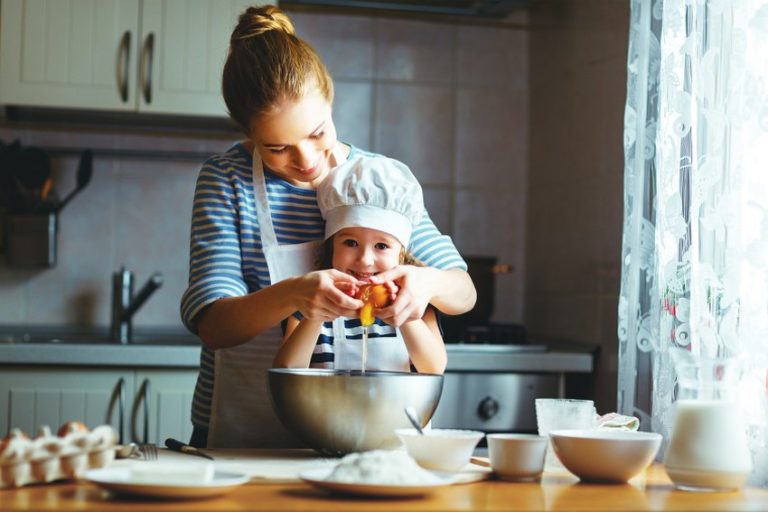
[138,443,158,461]
[404,406,425,435]
[55,149,92,213]
[9,146,51,213]
[268,369,443,456]
[0,139,21,209]
[165,437,215,460]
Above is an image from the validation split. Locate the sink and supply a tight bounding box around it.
[0,329,198,346]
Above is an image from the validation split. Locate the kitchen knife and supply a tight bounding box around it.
[164,437,215,460]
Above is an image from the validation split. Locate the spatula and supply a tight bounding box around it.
[56,149,92,213]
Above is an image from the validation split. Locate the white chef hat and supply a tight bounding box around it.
[318,154,424,246]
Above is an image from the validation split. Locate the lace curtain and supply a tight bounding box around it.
[617,0,768,486]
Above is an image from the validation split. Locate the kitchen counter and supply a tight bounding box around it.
[445,341,594,373]
[0,343,202,367]
[0,326,200,367]
[0,326,594,372]
[1,449,766,511]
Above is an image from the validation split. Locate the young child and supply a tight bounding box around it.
[272,154,447,374]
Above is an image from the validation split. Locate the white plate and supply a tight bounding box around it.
[299,467,454,498]
[85,467,250,499]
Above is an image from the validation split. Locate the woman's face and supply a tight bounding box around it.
[331,227,403,281]
[249,91,338,188]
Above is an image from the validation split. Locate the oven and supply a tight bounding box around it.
[430,342,596,436]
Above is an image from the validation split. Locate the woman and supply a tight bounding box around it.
[180,4,475,448]
[273,154,447,374]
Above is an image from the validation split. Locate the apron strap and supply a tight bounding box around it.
[252,142,348,254]
[251,152,279,250]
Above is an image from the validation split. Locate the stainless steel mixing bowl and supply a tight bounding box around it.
[268,368,444,455]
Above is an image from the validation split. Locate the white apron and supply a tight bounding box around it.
[332,317,411,372]
[207,145,347,448]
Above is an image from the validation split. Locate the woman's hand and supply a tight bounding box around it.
[291,269,364,322]
[367,265,439,327]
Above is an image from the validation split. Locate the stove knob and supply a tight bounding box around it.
[477,396,499,420]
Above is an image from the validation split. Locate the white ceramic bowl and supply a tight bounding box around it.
[549,429,662,483]
[487,434,548,481]
[395,428,485,472]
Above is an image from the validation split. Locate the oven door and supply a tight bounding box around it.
[431,372,559,432]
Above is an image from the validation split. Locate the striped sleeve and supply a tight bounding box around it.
[180,157,250,333]
[408,211,467,271]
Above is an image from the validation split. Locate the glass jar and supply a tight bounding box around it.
[663,351,752,491]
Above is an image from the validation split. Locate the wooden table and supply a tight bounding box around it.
[2,452,768,511]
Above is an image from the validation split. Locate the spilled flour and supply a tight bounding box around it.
[327,450,441,485]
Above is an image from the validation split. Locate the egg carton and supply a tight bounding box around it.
[0,423,117,488]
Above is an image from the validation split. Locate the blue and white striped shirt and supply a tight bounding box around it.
[180,143,466,429]
[308,316,398,368]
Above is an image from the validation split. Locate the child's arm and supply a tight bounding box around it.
[399,307,447,374]
[272,316,324,368]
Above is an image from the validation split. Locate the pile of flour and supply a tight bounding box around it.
[327,450,441,485]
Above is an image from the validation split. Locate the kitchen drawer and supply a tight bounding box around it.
[431,372,559,432]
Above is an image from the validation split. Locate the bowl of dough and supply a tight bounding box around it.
[268,369,443,456]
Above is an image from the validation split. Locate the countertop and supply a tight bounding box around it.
[1,449,765,511]
[0,326,595,372]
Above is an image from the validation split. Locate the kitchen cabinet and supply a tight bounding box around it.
[0,0,256,117]
[0,366,196,445]
[130,369,196,446]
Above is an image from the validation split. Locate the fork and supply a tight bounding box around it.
[138,443,158,461]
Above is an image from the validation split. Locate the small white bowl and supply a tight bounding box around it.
[487,434,548,481]
[395,428,485,472]
[550,429,662,483]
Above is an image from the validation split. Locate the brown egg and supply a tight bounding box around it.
[0,436,11,457]
[357,284,392,326]
[57,421,89,437]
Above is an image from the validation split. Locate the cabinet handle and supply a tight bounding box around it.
[140,33,155,104]
[117,31,131,103]
[131,378,151,444]
[105,377,126,444]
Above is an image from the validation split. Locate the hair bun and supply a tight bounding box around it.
[232,5,295,41]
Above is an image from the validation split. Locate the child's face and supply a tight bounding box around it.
[331,227,403,281]
[249,90,338,189]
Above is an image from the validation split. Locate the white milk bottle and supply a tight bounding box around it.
[663,351,752,491]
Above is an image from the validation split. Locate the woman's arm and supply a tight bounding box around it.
[399,307,447,374]
[197,269,363,350]
[370,266,476,327]
[272,316,324,368]
[181,151,364,350]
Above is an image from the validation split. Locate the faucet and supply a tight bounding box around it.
[111,267,163,344]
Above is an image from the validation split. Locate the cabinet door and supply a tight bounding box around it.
[0,0,140,110]
[131,369,197,445]
[137,0,253,116]
[0,367,134,439]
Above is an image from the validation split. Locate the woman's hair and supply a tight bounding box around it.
[316,238,423,270]
[222,5,334,133]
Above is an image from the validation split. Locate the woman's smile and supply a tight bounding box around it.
[249,92,339,188]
